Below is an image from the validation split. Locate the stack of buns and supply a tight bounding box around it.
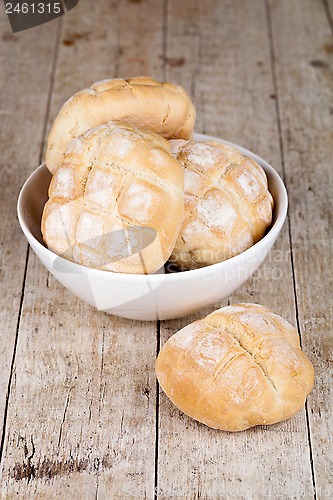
[41,76,313,431]
[42,76,273,274]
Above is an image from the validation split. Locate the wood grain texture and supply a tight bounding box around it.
[0,0,164,498]
[325,0,333,33]
[0,0,331,498]
[268,0,333,496]
[157,0,315,498]
[0,10,60,439]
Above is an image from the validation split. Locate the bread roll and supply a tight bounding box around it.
[169,140,274,270]
[45,77,196,174]
[41,121,184,274]
[155,304,314,431]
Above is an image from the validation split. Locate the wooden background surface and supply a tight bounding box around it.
[0,0,332,498]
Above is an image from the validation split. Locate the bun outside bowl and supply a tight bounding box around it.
[17,134,288,321]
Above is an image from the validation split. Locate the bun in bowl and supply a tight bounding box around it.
[169,140,274,270]
[42,121,184,274]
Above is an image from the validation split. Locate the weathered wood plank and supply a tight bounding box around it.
[324,0,333,32]
[157,0,315,497]
[0,0,164,498]
[1,0,331,498]
[0,11,60,443]
[268,0,333,497]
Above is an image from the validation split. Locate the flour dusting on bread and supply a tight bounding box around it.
[156,304,314,431]
[45,77,196,174]
[42,121,184,274]
[170,140,274,269]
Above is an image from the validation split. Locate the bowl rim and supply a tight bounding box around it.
[17,133,288,282]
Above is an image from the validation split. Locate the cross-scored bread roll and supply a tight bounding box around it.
[41,121,184,274]
[155,304,314,431]
[169,140,274,269]
[45,77,196,174]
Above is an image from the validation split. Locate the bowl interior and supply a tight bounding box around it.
[21,165,51,246]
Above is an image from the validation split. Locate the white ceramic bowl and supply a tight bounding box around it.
[17,134,288,321]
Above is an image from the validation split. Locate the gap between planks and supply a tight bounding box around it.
[154,320,161,500]
[154,2,168,497]
[39,17,64,164]
[264,0,317,497]
[0,245,29,465]
[322,0,333,36]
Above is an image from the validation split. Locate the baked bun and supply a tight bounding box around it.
[155,304,314,431]
[169,140,274,270]
[41,121,184,274]
[45,77,196,174]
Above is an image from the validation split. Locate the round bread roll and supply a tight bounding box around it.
[169,140,274,270]
[155,304,314,431]
[41,121,184,274]
[45,77,196,174]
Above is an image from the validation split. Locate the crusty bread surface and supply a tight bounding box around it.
[45,77,196,174]
[169,140,274,270]
[42,121,184,274]
[155,303,314,431]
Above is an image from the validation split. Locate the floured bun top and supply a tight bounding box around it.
[41,121,184,274]
[169,140,274,270]
[45,77,196,174]
[155,303,314,431]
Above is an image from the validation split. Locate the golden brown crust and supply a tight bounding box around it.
[41,121,184,274]
[169,140,274,270]
[155,304,314,431]
[45,77,196,174]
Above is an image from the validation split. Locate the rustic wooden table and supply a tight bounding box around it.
[0,0,332,498]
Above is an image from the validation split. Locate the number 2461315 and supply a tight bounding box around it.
[5,3,62,14]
